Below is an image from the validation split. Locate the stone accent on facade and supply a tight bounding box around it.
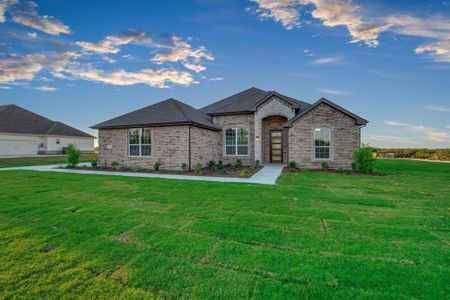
[261,115,288,164]
[212,114,255,166]
[190,126,220,167]
[288,103,361,168]
[254,96,296,162]
[98,126,190,170]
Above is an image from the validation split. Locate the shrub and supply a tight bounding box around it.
[212,164,219,172]
[301,166,308,172]
[208,160,216,168]
[91,160,98,167]
[320,162,329,171]
[217,160,224,170]
[234,159,242,168]
[119,166,131,172]
[194,163,203,173]
[221,169,227,175]
[111,161,119,169]
[288,161,297,170]
[353,146,376,173]
[239,168,249,177]
[255,160,261,167]
[335,166,344,172]
[154,160,162,171]
[131,165,143,172]
[66,144,80,167]
[181,163,188,172]
[228,165,236,171]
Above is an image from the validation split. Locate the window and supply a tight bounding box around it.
[225,128,248,156]
[128,128,151,156]
[314,127,331,159]
[56,138,60,144]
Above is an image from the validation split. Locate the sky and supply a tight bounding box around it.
[0,0,449,148]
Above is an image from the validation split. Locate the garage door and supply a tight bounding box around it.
[0,139,38,156]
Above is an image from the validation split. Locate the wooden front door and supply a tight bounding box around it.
[270,130,283,163]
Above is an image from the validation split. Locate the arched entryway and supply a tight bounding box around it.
[262,115,288,164]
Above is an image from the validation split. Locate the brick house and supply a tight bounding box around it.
[92,87,368,170]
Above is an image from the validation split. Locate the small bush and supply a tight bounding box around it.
[335,166,344,172]
[208,160,216,168]
[255,160,261,167]
[228,165,236,171]
[212,164,219,172]
[239,168,249,177]
[111,161,119,169]
[181,163,188,172]
[234,159,242,168]
[194,163,203,173]
[221,169,227,175]
[66,144,80,167]
[288,161,297,170]
[217,160,224,170]
[353,146,376,173]
[153,160,162,171]
[91,160,98,167]
[320,162,329,171]
[131,165,143,172]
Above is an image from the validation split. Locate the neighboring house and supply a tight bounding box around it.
[0,104,95,156]
[92,87,368,170]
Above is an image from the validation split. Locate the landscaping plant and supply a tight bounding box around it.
[235,159,242,168]
[353,146,376,173]
[239,168,249,177]
[194,163,203,173]
[91,160,98,167]
[181,163,188,172]
[288,161,297,170]
[65,144,80,168]
[154,160,162,171]
[320,162,329,171]
[111,161,119,169]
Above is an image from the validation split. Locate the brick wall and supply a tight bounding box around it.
[190,126,220,167]
[98,126,190,170]
[288,103,361,168]
[212,114,255,166]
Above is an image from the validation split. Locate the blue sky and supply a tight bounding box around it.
[0,0,449,148]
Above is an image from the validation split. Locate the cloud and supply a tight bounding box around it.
[446,125,450,129]
[0,85,12,90]
[63,67,195,89]
[312,56,341,65]
[248,0,450,63]
[6,0,71,35]
[249,0,388,47]
[27,31,37,38]
[424,105,450,113]
[151,36,214,73]
[75,30,151,54]
[34,85,56,92]
[317,88,350,96]
[0,0,17,23]
[0,53,46,82]
[385,120,450,142]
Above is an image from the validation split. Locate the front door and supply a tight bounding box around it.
[270,131,283,163]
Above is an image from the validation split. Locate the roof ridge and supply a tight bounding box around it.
[46,121,59,134]
[170,98,192,121]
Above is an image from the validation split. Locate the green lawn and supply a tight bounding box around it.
[0,153,97,168]
[0,159,448,299]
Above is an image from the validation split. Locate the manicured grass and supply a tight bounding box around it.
[0,159,448,298]
[0,153,97,168]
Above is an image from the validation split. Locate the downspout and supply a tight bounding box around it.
[188,125,192,170]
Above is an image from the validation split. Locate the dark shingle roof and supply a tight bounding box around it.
[91,98,221,131]
[284,98,369,127]
[0,104,94,137]
[201,87,311,115]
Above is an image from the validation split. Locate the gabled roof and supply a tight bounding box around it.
[91,98,221,131]
[0,104,94,137]
[284,98,369,127]
[201,87,311,115]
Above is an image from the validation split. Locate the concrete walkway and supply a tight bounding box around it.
[0,163,285,185]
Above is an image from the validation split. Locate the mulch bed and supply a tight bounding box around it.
[60,165,263,178]
[283,167,386,176]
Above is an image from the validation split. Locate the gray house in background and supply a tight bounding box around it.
[0,104,95,156]
[92,87,368,170]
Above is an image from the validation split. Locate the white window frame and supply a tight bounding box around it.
[314,127,331,160]
[224,127,249,156]
[128,128,151,157]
